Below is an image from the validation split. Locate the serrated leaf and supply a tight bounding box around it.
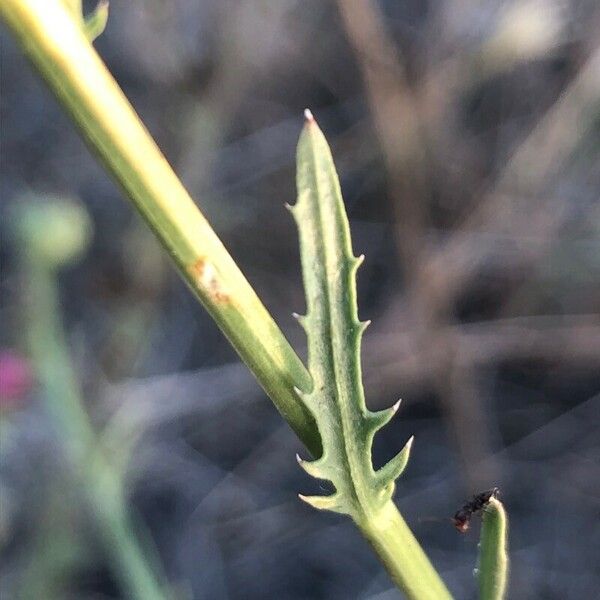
[291,110,412,519]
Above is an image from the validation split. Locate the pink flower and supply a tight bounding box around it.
[0,350,33,410]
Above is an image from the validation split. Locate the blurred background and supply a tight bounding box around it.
[1,0,599,598]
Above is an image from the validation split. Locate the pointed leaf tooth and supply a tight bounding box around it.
[386,398,402,422]
[291,312,308,329]
[349,254,365,277]
[296,454,329,480]
[298,493,344,513]
[292,385,311,402]
[376,436,414,487]
[366,399,402,433]
[391,398,402,414]
[84,0,109,42]
[293,385,307,397]
[357,319,371,335]
[285,199,309,217]
[366,408,394,432]
[286,197,312,225]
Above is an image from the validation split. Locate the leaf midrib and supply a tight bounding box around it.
[305,129,371,514]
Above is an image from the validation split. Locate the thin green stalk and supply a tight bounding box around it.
[357,502,453,599]
[0,0,319,456]
[478,498,509,600]
[20,202,167,600]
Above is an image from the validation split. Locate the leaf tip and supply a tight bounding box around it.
[304,108,315,123]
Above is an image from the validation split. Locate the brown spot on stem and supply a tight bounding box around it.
[188,258,230,303]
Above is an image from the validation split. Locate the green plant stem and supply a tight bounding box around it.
[478,498,509,600]
[3,3,453,597]
[25,258,167,600]
[0,0,319,456]
[357,501,453,600]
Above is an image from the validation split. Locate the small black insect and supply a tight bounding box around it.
[452,487,500,533]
